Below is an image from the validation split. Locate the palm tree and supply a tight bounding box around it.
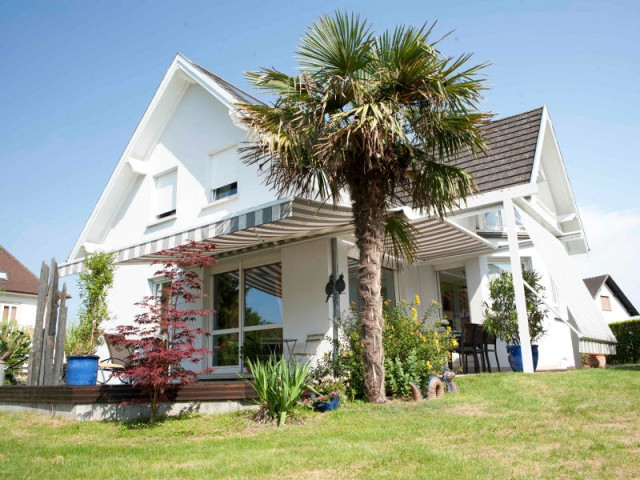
[239,12,490,402]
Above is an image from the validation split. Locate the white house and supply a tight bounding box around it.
[59,53,616,375]
[583,275,638,324]
[0,245,39,331]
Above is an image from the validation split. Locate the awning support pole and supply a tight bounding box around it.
[522,281,583,338]
[503,198,535,373]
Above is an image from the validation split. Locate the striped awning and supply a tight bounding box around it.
[519,207,617,354]
[59,197,496,277]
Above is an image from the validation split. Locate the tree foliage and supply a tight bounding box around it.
[0,320,31,384]
[66,251,117,355]
[112,241,216,419]
[483,269,547,344]
[239,12,490,402]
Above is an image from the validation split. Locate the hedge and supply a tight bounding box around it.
[608,318,640,365]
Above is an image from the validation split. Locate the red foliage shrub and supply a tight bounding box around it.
[112,241,216,418]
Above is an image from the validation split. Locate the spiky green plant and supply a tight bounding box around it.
[242,355,310,426]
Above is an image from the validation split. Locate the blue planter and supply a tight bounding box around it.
[314,395,339,412]
[507,345,539,372]
[66,355,100,386]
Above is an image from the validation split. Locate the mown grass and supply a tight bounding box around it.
[1,368,639,479]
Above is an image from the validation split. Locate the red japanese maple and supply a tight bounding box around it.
[112,241,216,418]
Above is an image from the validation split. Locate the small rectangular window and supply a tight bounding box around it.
[0,271,7,281]
[211,182,238,202]
[2,304,18,323]
[154,170,177,220]
[600,296,611,311]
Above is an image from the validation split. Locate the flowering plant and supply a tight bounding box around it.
[310,374,347,401]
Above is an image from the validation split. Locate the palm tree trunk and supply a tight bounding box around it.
[350,176,387,403]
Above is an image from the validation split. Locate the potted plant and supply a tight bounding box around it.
[65,251,116,385]
[483,269,547,372]
[0,320,31,385]
[310,374,346,412]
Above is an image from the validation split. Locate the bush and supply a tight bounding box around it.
[312,297,455,399]
[0,320,31,384]
[608,318,640,365]
[483,269,547,344]
[242,354,310,426]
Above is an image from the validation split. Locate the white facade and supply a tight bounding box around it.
[593,283,635,324]
[0,292,38,330]
[63,54,617,375]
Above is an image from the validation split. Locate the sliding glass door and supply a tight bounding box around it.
[211,263,283,372]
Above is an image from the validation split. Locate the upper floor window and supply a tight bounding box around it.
[154,169,177,220]
[208,143,238,204]
[600,295,612,311]
[0,271,7,281]
[212,182,238,203]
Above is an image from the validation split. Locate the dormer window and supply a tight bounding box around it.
[212,182,238,202]
[154,169,177,221]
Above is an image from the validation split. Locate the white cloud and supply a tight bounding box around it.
[572,205,640,311]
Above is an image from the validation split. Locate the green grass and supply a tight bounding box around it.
[1,368,639,479]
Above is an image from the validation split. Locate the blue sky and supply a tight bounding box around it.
[1,0,639,317]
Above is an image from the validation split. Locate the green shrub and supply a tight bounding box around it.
[312,297,455,399]
[0,320,31,384]
[608,318,640,365]
[242,354,310,426]
[483,269,547,344]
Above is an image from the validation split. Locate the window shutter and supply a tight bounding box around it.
[155,170,177,217]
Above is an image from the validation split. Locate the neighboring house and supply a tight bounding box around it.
[0,246,39,329]
[60,53,616,375]
[583,275,638,324]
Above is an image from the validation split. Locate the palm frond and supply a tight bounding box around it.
[383,213,418,269]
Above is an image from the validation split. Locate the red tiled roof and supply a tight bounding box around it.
[0,246,40,296]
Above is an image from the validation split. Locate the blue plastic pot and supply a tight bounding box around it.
[314,395,339,412]
[507,345,539,372]
[66,355,99,386]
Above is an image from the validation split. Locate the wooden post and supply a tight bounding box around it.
[41,258,59,386]
[27,262,50,386]
[52,283,68,386]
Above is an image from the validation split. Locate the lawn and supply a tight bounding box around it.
[1,368,639,480]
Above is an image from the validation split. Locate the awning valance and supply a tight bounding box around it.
[59,198,496,277]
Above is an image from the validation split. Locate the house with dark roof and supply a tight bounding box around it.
[58,53,616,374]
[0,246,39,329]
[583,275,639,323]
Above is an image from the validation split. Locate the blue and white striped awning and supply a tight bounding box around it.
[58,197,496,277]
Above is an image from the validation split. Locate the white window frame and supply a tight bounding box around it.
[209,254,283,374]
[1,303,19,323]
[152,167,178,222]
[205,143,239,208]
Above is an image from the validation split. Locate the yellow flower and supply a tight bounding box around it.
[401,298,407,304]
[446,326,451,332]
[452,339,458,347]
[411,307,418,322]
[414,295,421,306]
[421,337,426,343]
[426,361,432,370]
[383,300,390,306]
[435,339,439,346]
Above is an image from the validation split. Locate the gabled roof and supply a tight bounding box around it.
[67,53,258,263]
[0,246,39,296]
[583,274,639,316]
[450,107,544,193]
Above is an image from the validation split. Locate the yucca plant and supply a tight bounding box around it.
[242,354,310,426]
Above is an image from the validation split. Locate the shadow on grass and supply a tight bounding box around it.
[119,411,201,430]
[607,364,640,371]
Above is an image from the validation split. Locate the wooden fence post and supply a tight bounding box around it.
[27,262,50,386]
[41,258,59,386]
[52,283,68,386]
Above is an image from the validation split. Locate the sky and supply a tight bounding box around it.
[1,0,639,320]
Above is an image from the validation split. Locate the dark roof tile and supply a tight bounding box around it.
[0,246,39,296]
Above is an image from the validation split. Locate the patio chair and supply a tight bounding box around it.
[456,323,485,374]
[292,333,324,365]
[483,329,500,372]
[98,335,132,384]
